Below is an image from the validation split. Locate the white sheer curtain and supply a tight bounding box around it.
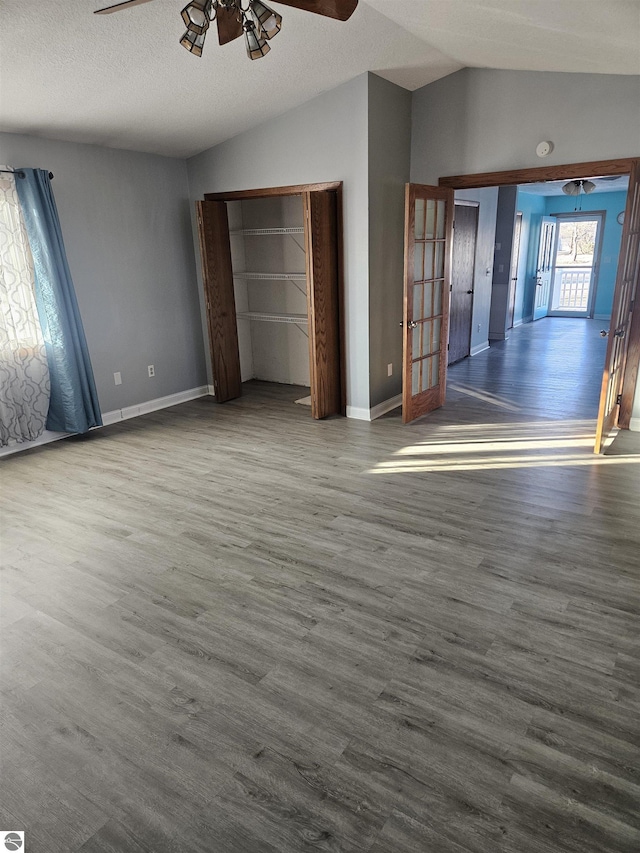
[0,168,50,445]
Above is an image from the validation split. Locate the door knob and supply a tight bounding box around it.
[466,290,474,295]
[399,320,418,329]
[600,330,608,337]
[601,329,625,338]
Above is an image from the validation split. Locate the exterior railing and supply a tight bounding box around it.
[551,266,592,311]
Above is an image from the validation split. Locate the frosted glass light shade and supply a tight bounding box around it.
[249,0,282,39]
[562,179,597,196]
[180,28,207,56]
[181,1,210,35]
[244,20,270,59]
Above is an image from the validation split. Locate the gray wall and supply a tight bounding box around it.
[490,186,519,341]
[411,68,640,184]
[186,74,370,413]
[368,75,412,409]
[0,132,204,413]
[454,188,499,354]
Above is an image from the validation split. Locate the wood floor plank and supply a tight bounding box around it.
[1,317,639,852]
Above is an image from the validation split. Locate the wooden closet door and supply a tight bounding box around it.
[304,191,341,419]
[196,200,242,402]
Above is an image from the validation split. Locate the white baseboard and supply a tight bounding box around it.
[369,394,402,420]
[629,417,640,433]
[346,405,370,421]
[594,313,611,321]
[0,428,69,458]
[512,318,524,328]
[109,385,210,423]
[346,394,402,422]
[470,341,490,356]
[0,385,211,458]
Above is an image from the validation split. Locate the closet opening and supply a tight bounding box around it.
[197,182,344,419]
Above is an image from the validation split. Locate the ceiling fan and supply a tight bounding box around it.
[94,0,358,60]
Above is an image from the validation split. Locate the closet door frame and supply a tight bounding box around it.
[202,182,345,417]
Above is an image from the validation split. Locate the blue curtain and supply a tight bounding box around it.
[16,169,102,433]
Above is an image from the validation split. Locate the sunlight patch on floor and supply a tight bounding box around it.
[448,382,522,411]
[368,420,639,473]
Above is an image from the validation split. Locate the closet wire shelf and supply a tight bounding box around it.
[230,227,305,236]
[233,272,306,281]
[236,312,308,325]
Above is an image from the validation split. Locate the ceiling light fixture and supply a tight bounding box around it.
[180,1,281,60]
[95,0,358,61]
[562,179,596,196]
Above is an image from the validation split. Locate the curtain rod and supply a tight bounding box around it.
[0,168,54,179]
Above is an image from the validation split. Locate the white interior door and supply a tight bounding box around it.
[533,216,556,320]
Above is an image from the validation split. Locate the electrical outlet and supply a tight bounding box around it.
[148,365,155,378]
[477,323,481,332]
[114,372,122,386]
[387,363,393,377]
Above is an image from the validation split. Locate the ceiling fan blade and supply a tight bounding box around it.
[94,0,156,14]
[216,6,244,45]
[271,0,358,21]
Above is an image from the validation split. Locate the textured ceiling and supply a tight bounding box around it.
[367,1,640,76]
[1,0,638,159]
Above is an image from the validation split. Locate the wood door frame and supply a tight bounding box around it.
[202,182,345,415]
[439,157,639,429]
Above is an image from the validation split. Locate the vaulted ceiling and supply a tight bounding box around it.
[1,0,638,158]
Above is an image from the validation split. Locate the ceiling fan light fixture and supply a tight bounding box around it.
[249,0,282,39]
[244,19,270,59]
[562,180,580,196]
[181,1,211,35]
[562,179,597,196]
[180,28,207,56]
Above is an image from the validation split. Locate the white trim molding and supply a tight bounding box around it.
[109,386,210,424]
[346,394,402,422]
[369,394,402,421]
[470,341,490,356]
[629,417,640,433]
[345,405,370,421]
[0,386,211,458]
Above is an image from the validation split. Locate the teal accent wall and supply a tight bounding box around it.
[542,190,627,318]
[514,191,545,325]
[516,189,627,322]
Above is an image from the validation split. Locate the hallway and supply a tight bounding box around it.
[446,317,608,423]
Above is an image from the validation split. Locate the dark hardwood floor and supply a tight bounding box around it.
[1,318,639,852]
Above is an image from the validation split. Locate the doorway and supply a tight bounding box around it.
[507,212,522,330]
[197,182,344,419]
[399,157,639,451]
[448,202,478,365]
[548,213,604,318]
